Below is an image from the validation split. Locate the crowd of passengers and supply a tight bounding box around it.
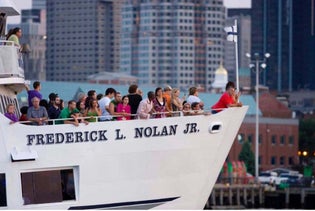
[4,81,242,126]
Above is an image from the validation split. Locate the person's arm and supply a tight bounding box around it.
[96,107,102,116]
[24,84,30,92]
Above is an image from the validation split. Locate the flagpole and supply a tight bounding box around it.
[234,19,239,91]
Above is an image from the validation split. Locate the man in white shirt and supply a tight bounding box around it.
[137,91,155,119]
[98,88,116,121]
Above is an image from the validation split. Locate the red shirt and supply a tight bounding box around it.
[211,92,235,112]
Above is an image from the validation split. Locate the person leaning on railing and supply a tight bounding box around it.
[211,81,243,114]
[6,27,22,48]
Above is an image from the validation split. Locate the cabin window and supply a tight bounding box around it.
[0,174,7,207]
[21,169,75,205]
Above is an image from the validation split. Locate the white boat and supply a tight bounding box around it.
[0,1,248,209]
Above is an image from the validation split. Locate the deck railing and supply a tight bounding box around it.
[0,40,24,78]
[15,109,214,125]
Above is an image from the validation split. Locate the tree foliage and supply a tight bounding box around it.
[238,141,255,175]
[299,118,315,153]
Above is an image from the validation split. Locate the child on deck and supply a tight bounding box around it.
[4,104,18,124]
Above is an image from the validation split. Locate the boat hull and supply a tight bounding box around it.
[0,106,248,209]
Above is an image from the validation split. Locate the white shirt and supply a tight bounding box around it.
[186,95,201,104]
[98,96,112,121]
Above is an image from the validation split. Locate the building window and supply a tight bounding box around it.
[289,136,294,145]
[271,135,277,145]
[280,156,285,165]
[247,134,253,144]
[288,156,294,165]
[280,135,285,145]
[21,169,75,205]
[271,156,276,165]
[0,173,6,207]
[259,134,263,145]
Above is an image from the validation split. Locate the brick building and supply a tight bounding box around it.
[228,92,299,172]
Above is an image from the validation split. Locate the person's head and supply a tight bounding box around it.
[183,102,191,111]
[136,88,143,96]
[31,97,40,108]
[155,87,163,97]
[189,87,198,96]
[147,91,155,101]
[11,27,22,38]
[172,88,180,98]
[225,81,236,95]
[114,91,122,103]
[122,95,129,105]
[76,101,85,111]
[97,93,103,100]
[87,90,97,98]
[89,99,99,108]
[54,96,61,105]
[39,99,48,109]
[191,102,201,110]
[33,81,41,90]
[105,87,116,98]
[59,99,65,110]
[77,92,87,102]
[68,100,77,111]
[48,93,58,103]
[164,85,172,94]
[20,106,28,115]
[6,103,15,113]
[128,84,138,94]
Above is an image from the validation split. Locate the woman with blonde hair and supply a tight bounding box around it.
[4,103,18,124]
[171,88,183,116]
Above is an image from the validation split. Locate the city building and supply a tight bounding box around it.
[46,0,114,82]
[112,0,123,73]
[19,8,46,80]
[251,0,292,92]
[292,0,315,91]
[120,0,226,92]
[250,0,315,92]
[32,0,46,10]
[225,9,251,87]
[228,92,299,171]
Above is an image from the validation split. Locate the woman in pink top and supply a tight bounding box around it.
[116,96,131,120]
[211,81,242,113]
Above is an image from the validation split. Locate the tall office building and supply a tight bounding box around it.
[19,9,46,80]
[46,0,114,82]
[251,0,292,92]
[112,0,123,73]
[252,0,315,92]
[120,0,226,92]
[225,9,251,88]
[32,0,46,9]
[292,0,315,90]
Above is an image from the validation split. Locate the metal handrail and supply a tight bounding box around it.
[14,108,218,125]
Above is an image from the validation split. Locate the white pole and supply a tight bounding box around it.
[234,19,239,91]
[255,58,259,179]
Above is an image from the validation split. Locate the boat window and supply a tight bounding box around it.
[21,169,75,205]
[0,173,7,207]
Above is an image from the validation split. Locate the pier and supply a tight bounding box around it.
[205,184,315,209]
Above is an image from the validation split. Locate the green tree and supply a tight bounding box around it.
[299,118,315,153]
[238,141,255,175]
